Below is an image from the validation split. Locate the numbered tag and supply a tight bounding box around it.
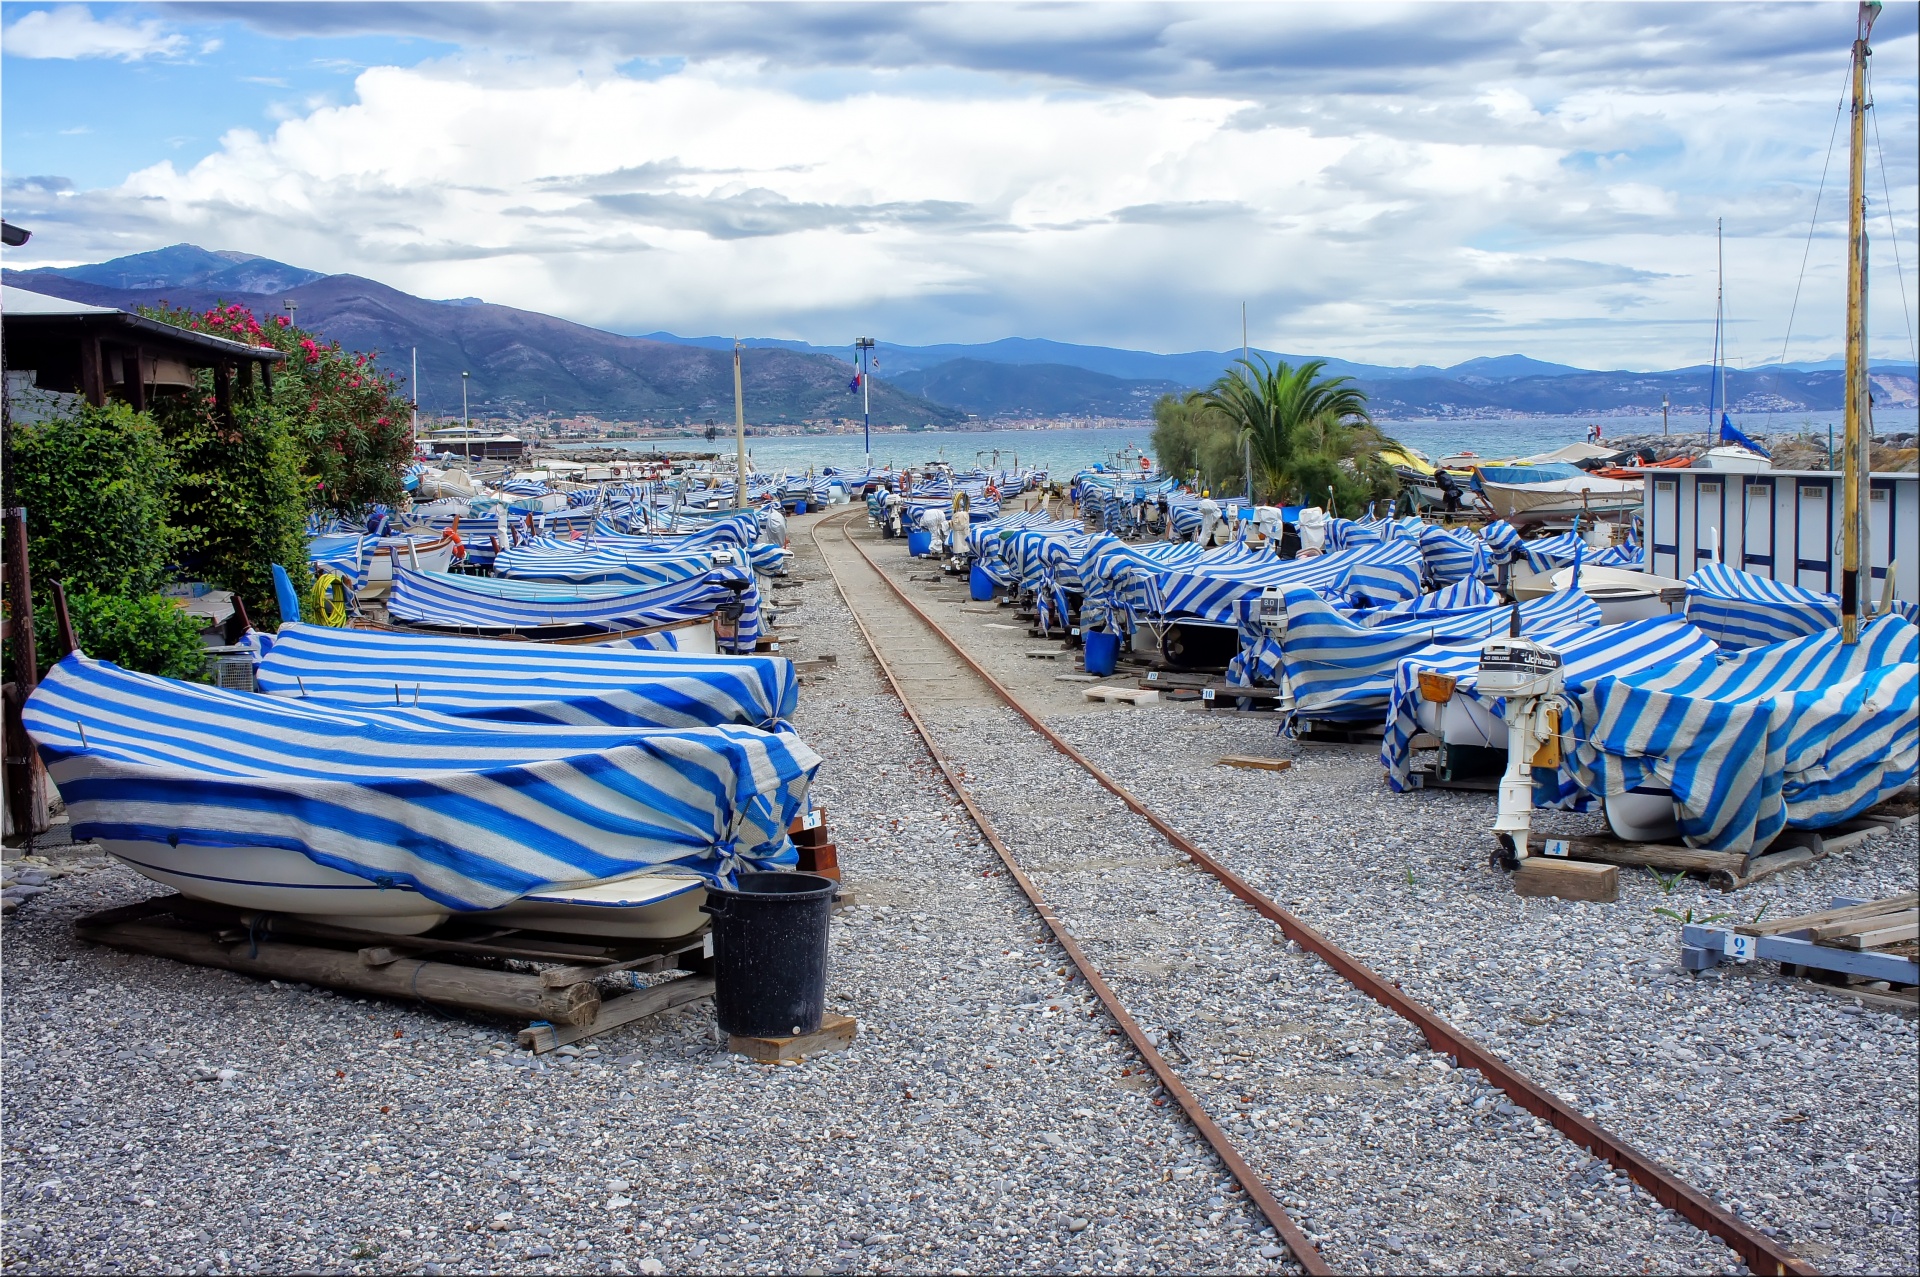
[770,643,781,652]
[1723,933,1756,963]
[801,809,824,831]
[1542,839,1571,858]
[1202,687,1216,701]
[702,932,715,959]
[1071,627,1081,637]
[1147,671,1160,681]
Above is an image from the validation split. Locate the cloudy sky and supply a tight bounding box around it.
[3,1,1916,370]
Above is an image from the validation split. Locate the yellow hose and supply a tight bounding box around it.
[312,572,350,627]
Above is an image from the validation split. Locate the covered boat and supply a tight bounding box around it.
[256,623,797,731]
[23,655,820,936]
[1567,615,1917,853]
[387,566,761,647]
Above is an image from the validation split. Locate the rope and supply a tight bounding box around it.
[1867,58,1918,370]
[1766,62,1853,436]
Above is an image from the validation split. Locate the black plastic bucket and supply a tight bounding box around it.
[701,871,840,1038]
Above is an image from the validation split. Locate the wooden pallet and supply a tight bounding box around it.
[74,895,713,1053]
[1538,800,1913,892]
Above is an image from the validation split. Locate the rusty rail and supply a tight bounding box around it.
[815,508,1813,1277]
[810,510,1328,1274]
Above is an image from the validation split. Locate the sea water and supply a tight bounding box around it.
[556,409,1916,475]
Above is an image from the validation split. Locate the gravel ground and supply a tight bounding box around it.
[1,527,1286,1277]
[1046,704,1920,1276]
[852,516,1918,1275]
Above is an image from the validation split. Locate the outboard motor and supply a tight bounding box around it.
[1477,611,1565,869]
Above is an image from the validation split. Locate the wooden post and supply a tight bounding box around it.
[226,593,253,644]
[3,507,50,840]
[49,581,76,658]
[78,333,107,407]
[213,363,234,426]
[1840,4,1877,644]
[124,348,147,413]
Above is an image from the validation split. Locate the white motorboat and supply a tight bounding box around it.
[1693,445,1771,473]
[1546,564,1685,624]
[84,810,715,938]
[1474,473,1645,520]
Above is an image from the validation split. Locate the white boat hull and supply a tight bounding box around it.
[1605,789,1681,843]
[102,840,712,940]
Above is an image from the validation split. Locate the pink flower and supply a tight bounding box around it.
[276,315,291,327]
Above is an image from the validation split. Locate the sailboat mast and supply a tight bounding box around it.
[1714,218,1726,431]
[733,338,749,511]
[1841,0,1880,644]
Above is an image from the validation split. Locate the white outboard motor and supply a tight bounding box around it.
[1252,585,1295,710]
[1477,614,1564,868]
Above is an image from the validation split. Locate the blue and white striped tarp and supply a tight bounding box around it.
[1380,615,1721,792]
[388,568,763,645]
[1148,540,1424,626]
[498,539,725,587]
[24,654,821,909]
[1260,587,1604,720]
[257,623,796,730]
[1683,561,1842,648]
[1419,525,1483,584]
[1346,577,1496,626]
[1567,615,1918,852]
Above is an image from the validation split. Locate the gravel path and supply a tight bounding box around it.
[1047,705,1920,1276]
[845,513,1917,1276]
[1,520,1282,1277]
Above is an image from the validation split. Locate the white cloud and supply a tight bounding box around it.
[2,5,187,61]
[8,10,1915,369]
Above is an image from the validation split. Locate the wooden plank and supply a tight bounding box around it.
[1737,891,1918,937]
[1547,836,1747,876]
[518,975,716,1054]
[1827,921,1920,951]
[1805,908,1918,942]
[1083,684,1158,705]
[1513,858,1619,903]
[1718,845,1819,892]
[84,918,602,1024]
[1216,756,1293,773]
[1791,979,1920,1018]
[728,1012,859,1063]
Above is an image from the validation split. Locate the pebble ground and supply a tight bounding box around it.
[4,508,1915,1276]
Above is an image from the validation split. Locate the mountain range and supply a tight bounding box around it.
[8,244,1916,424]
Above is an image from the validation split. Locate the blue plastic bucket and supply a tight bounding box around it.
[907,529,933,557]
[794,500,807,515]
[969,563,995,601]
[1084,629,1119,677]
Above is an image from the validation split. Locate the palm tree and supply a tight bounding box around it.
[1199,356,1372,504]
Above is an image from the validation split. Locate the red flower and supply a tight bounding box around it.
[277,315,291,327]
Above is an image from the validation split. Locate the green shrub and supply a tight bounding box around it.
[150,386,313,628]
[22,591,209,682]
[2,399,178,596]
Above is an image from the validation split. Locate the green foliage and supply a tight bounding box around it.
[1195,356,1403,509]
[1150,393,1245,493]
[2,400,178,596]
[141,301,412,517]
[148,382,313,627]
[23,591,209,682]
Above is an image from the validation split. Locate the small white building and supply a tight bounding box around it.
[1646,468,1919,605]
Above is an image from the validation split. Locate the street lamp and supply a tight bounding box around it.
[854,336,876,472]
[462,371,471,461]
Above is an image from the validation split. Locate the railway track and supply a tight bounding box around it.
[807,506,1810,1277]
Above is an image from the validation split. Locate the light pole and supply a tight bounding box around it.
[733,339,749,511]
[461,371,471,461]
[283,298,297,329]
[855,336,876,472]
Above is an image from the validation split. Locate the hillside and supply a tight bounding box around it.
[3,262,961,427]
[886,359,1186,419]
[8,245,1916,423]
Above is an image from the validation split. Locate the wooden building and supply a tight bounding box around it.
[1,285,284,417]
